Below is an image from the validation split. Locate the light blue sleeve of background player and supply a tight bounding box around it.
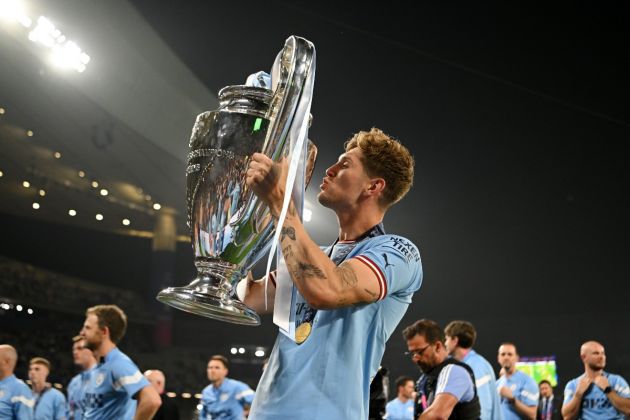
[436,364,475,403]
[234,380,255,406]
[611,374,630,398]
[517,373,539,406]
[111,356,150,398]
[563,378,577,404]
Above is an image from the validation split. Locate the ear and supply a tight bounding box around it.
[365,178,386,197]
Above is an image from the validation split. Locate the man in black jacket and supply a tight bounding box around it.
[402,319,480,420]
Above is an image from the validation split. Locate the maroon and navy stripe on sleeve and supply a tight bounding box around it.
[354,255,387,300]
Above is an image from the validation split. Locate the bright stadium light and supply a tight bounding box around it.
[27,15,90,73]
[0,0,31,27]
[303,208,312,222]
[28,16,57,47]
[230,347,237,355]
[51,40,89,72]
[238,347,245,354]
[255,349,265,358]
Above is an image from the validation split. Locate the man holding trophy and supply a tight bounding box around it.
[155,35,423,419]
[243,127,423,418]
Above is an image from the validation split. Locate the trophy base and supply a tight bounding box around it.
[156,285,260,326]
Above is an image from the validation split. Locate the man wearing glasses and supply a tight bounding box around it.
[403,319,481,420]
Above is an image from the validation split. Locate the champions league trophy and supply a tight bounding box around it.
[157,36,317,325]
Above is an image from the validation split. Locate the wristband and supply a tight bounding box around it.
[603,386,612,394]
[507,397,516,404]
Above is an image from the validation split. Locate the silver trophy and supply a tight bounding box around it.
[157,36,317,325]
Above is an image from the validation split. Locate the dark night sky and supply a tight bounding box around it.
[2,1,629,387]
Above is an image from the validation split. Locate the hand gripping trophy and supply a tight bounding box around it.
[157,36,317,325]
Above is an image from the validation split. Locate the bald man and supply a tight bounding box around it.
[0,344,34,419]
[562,341,630,420]
[144,370,179,420]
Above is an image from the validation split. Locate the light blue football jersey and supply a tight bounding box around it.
[385,397,414,420]
[0,374,34,419]
[66,367,94,420]
[564,372,630,420]
[249,234,423,419]
[463,349,502,420]
[199,378,255,420]
[496,370,538,420]
[81,347,150,419]
[33,386,66,420]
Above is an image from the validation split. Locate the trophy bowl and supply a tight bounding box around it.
[157,36,316,325]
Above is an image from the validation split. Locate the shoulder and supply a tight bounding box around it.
[564,377,579,389]
[607,372,628,383]
[516,370,536,383]
[364,235,421,260]
[201,384,213,394]
[51,388,66,400]
[439,363,473,386]
[14,378,31,392]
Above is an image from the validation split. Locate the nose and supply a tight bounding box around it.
[325,163,339,178]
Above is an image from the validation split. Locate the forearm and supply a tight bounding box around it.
[608,392,630,415]
[134,402,158,420]
[512,399,536,420]
[561,396,581,420]
[240,273,275,314]
[275,211,349,309]
[419,408,448,420]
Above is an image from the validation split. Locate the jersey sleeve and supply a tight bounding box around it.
[353,235,422,301]
[234,381,255,406]
[611,375,630,398]
[563,379,576,403]
[435,365,474,402]
[110,357,150,398]
[53,390,67,420]
[518,376,539,406]
[12,383,34,420]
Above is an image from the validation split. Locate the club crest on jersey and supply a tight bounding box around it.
[220,393,229,401]
[0,390,4,398]
[94,373,105,387]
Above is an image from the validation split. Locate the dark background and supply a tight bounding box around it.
[1,0,629,399]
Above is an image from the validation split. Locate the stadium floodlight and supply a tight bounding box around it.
[28,16,57,47]
[0,0,31,27]
[27,15,90,73]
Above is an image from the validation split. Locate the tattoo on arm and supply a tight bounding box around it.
[280,227,296,241]
[282,244,294,258]
[335,263,358,288]
[296,262,327,279]
[363,288,378,300]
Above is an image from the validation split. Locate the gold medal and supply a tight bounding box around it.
[295,322,312,344]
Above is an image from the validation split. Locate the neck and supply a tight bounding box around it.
[336,208,383,241]
[82,360,97,371]
[32,381,47,393]
[505,366,516,377]
[0,370,11,381]
[398,394,410,403]
[453,347,470,361]
[585,366,603,378]
[95,341,116,360]
[212,378,225,388]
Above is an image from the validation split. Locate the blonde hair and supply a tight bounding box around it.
[345,128,414,208]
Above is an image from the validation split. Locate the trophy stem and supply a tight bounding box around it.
[156,258,260,326]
